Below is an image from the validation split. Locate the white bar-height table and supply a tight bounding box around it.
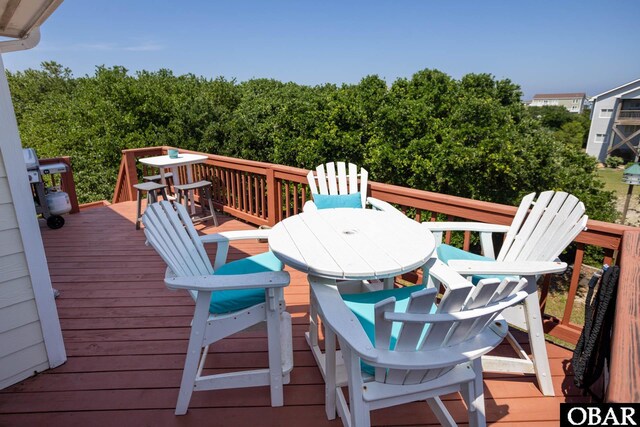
[139,153,208,215]
[268,208,436,378]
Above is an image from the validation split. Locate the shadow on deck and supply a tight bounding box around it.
[0,202,587,426]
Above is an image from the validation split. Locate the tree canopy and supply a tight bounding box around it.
[7,62,617,222]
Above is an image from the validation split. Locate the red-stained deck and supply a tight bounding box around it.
[0,202,587,426]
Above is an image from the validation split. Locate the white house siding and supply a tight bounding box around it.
[0,151,49,389]
[586,80,640,162]
[586,96,619,161]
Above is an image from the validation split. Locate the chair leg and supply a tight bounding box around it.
[343,346,370,427]
[325,326,337,420]
[464,358,487,427]
[160,187,168,201]
[266,288,284,407]
[523,291,555,396]
[426,397,457,427]
[135,190,142,230]
[205,186,218,226]
[175,292,212,415]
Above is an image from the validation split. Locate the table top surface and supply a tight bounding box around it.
[269,209,435,280]
[138,153,208,167]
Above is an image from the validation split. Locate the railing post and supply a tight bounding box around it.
[124,150,139,202]
[606,230,640,403]
[266,167,277,226]
[59,156,79,213]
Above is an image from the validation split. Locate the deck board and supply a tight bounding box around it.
[0,202,581,426]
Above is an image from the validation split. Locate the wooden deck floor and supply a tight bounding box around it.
[0,202,587,426]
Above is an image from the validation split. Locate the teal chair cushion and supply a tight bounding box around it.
[209,251,283,314]
[341,285,436,375]
[313,192,362,209]
[436,244,508,285]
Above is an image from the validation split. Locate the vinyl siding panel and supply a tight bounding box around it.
[0,299,39,333]
[0,175,11,203]
[0,276,34,311]
[0,322,45,359]
[0,150,49,389]
[0,228,23,257]
[0,201,18,232]
[0,346,49,390]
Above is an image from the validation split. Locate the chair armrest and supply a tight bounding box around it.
[366,197,406,218]
[201,230,274,269]
[200,230,270,244]
[422,222,510,258]
[447,260,568,276]
[165,271,290,292]
[309,277,378,361]
[422,222,510,233]
[302,200,317,212]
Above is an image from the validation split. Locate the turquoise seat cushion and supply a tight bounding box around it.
[436,244,508,285]
[313,192,362,209]
[209,251,283,314]
[341,285,436,374]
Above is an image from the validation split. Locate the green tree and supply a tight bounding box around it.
[7,62,617,223]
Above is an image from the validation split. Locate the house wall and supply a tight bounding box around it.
[586,96,618,161]
[530,97,585,113]
[0,53,66,390]
[0,150,50,389]
[586,83,640,162]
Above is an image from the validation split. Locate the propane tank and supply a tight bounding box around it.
[45,191,72,215]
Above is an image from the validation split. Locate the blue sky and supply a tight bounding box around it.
[2,0,639,99]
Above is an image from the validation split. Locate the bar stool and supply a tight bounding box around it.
[134,182,168,230]
[143,171,174,196]
[143,171,174,182]
[174,180,219,226]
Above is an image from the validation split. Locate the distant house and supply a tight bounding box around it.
[585,78,640,163]
[530,93,587,113]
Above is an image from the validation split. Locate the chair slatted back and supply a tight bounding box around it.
[497,191,588,262]
[372,261,527,386]
[306,162,368,208]
[142,201,214,277]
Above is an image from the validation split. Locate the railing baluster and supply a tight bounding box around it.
[248,173,254,215]
[561,243,584,325]
[463,230,471,251]
[538,274,552,313]
[444,215,454,244]
[225,169,231,206]
[285,181,291,218]
[242,173,248,212]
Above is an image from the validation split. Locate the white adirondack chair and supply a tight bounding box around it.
[312,258,528,427]
[422,191,588,396]
[142,201,293,415]
[304,162,392,212]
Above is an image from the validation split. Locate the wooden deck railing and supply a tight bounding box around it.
[113,146,638,346]
[606,229,640,403]
[617,110,640,120]
[39,156,79,214]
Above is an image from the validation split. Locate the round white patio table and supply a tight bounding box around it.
[269,208,435,280]
[268,208,436,377]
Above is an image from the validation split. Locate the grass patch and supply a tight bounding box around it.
[597,168,626,194]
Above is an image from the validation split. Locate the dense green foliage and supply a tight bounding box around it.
[526,105,592,149]
[7,62,617,221]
